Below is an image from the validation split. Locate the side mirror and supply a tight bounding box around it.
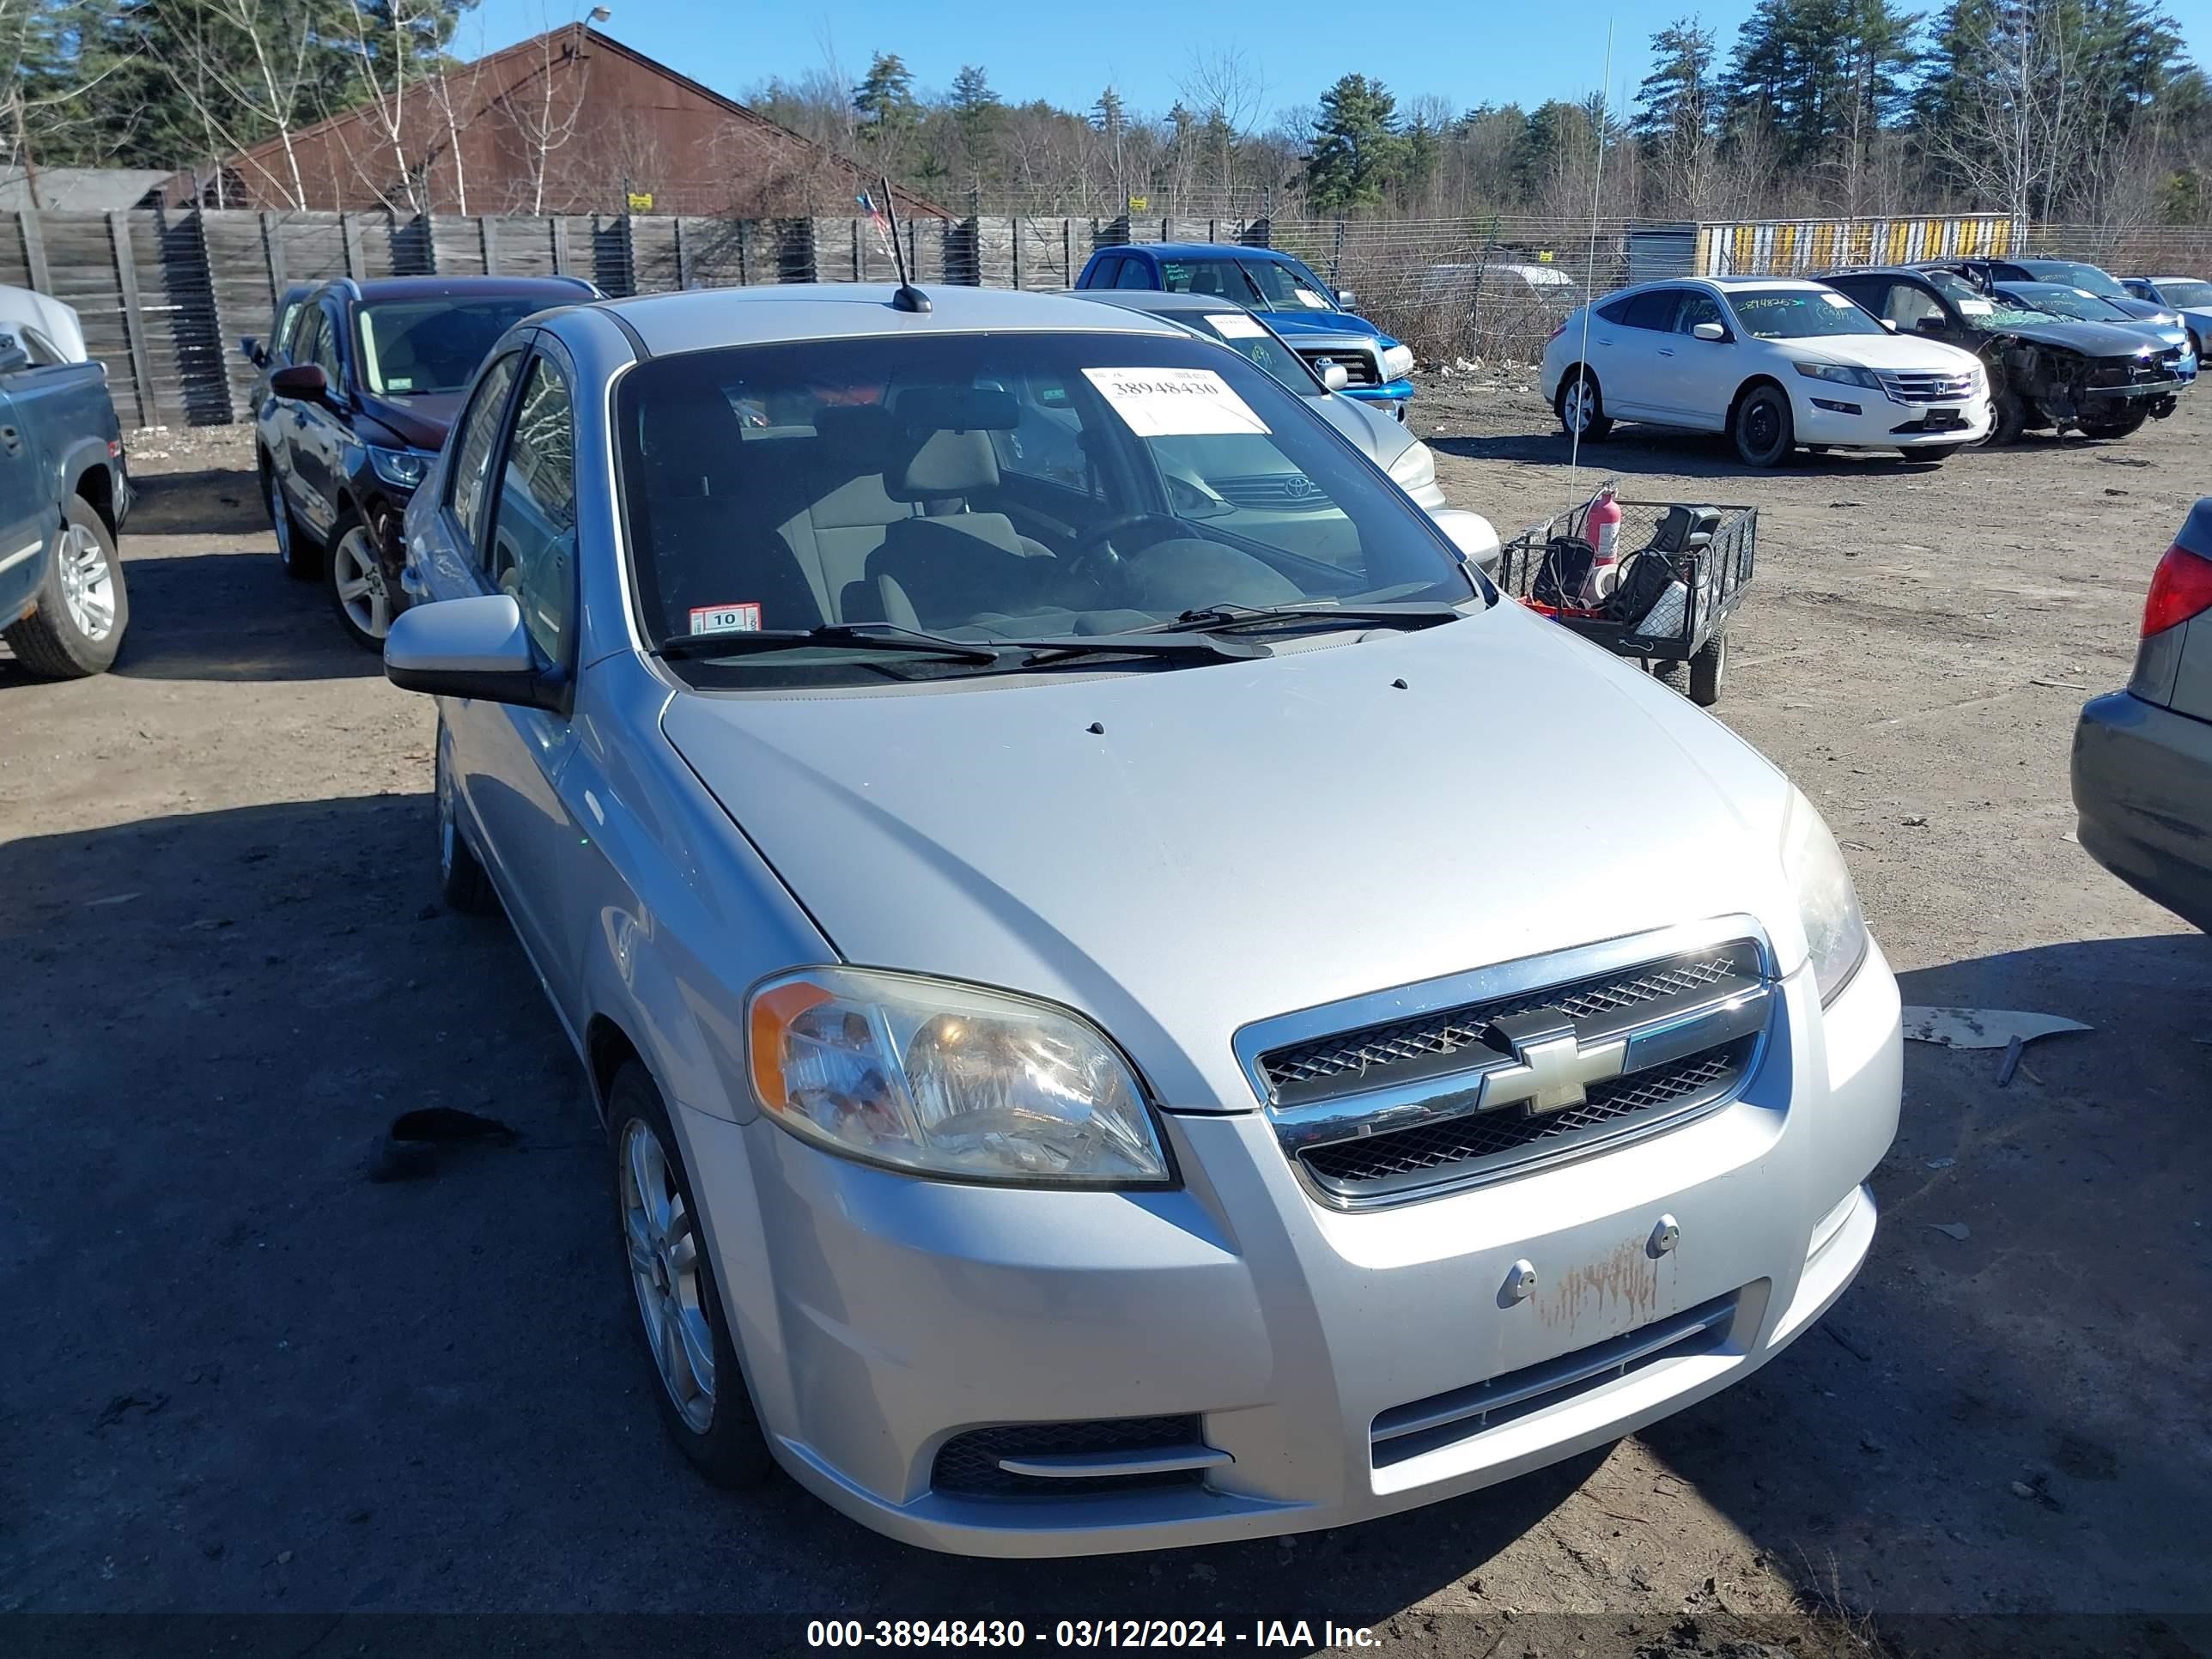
[270,362,328,400]
[1321,362,1351,392]
[1428,506,1502,581]
[384,593,566,712]
[1881,318,1899,332]
[1334,288,1357,308]
[239,335,264,366]
[1691,321,1727,342]
[0,341,28,374]
[1915,315,1948,336]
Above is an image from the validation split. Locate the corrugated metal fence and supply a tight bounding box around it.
[8,205,2203,424]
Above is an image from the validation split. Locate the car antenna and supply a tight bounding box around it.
[877,177,930,313]
[1565,19,1614,518]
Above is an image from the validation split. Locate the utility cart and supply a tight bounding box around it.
[1494,491,1757,707]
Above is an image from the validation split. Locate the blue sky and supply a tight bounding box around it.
[462,0,2212,127]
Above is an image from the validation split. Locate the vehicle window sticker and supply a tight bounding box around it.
[1820,292,1854,307]
[690,603,763,635]
[1958,298,1994,315]
[1080,366,1272,436]
[1206,313,1267,339]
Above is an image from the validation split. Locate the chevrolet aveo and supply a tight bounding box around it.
[383,283,1902,1557]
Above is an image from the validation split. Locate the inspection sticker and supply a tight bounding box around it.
[1081,366,1271,436]
[1206,312,1267,338]
[1821,291,1856,307]
[689,602,763,635]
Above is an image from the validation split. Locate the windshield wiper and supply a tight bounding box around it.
[657,623,1005,664]
[1140,602,1466,637]
[990,633,1271,665]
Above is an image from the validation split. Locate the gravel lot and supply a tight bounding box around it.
[4,391,2208,1658]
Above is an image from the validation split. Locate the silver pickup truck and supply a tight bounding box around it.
[0,302,131,678]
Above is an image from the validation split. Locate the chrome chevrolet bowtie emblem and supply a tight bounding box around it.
[1476,1009,1627,1114]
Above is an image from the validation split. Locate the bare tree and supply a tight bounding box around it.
[497,22,588,214]
[1176,46,1266,202]
[1921,0,2082,232]
[168,0,318,210]
[424,15,491,214]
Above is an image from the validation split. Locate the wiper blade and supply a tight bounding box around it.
[657,623,1004,664]
[1143,602,1465,637]
[993,633,1270,665]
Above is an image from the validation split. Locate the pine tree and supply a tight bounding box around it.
[948,64,1001,176]
[1304,73,1407,211]
[1634,16,1720,145]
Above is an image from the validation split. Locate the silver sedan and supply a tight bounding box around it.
[385,283,1900,1557]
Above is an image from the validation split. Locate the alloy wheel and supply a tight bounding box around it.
[268,475,293,566]
[332,528,392,639]
[618,1117,717,1434]
[1563,380,1594,433]
[55,522,115,642]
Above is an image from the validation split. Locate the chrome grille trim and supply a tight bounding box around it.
[1295,346,1379,386]
[1232,917,1778,1207]
[1876,369,1976,404]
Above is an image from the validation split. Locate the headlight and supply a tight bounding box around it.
[1791,361,1882,391]
[746,968,1170,1185]
[1782,787,1870,1006]
[1387,439,1437,492]
[367,444,431,490]
[1378,343,1414,380]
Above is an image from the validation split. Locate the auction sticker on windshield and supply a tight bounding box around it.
[690,603,763,635]
[1083,366,1271,437]
[1206,312,1267,338]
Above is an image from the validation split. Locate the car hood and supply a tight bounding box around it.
[1314,392,1419,467]
[356,389,462,451]
[1785,333,1982,374]
[660,608,1804,1109]
[1260,308,1386,343]
[1991,315,2160,356]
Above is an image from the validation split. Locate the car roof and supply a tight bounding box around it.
[334,275,598,304]
[1110,243,1299,263]
[1078,289,1244,313]
[1700,275,1830,289]
[597,283,1188,357]
[2138,275,2197,284]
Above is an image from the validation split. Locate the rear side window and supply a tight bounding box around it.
[1596,295,1635,325]
[1623,289,1679,330]
[1114,258,1155,290]
[1086,255,1124,288]
[447,351,522,551]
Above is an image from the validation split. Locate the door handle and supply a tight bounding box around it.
[1658,348,1675,357]
[0,424,18,453]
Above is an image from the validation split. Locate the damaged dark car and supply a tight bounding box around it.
[1817,263,2188,445]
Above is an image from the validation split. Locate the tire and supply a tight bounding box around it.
[434,718,498,916]
[608,1060,774,1489]
[1555,369,1613,442]
[325,515,393,650]
[2,495,128,679]
[1730,383,1794,468]
[1909,444,1966,465]
[2078,413,2148,441]
[1687,630,1727,708]
[262,457,320,580]
[1986,390,2028,446]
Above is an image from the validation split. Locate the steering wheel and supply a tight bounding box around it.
[1061,512,1188,598]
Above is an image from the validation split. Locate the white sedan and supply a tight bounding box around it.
[1540,276,1991,467]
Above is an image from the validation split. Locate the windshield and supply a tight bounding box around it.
[1179,311,1325,395]
[1158,257,1338,312]
[2027,262,2128,300]
[356,298,544,396]
[615,332,1474,684]
[1926,270,2050,328]
[1728,288,1887,338]
[2155,279,2212,307]
[2000,284,2115,323]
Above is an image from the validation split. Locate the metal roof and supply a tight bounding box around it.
[599,283,1184,356]
[0,167,173,211]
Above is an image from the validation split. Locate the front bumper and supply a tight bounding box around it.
[1343,377,1416,419]
[2072,690,2212,931]
[1792,386,1992,448]
[675,939,1903,1557]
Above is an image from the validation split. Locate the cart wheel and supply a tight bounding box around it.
[1688,633,1727,707]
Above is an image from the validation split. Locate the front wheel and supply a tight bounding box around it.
[326,519,393,649]
[263,460,319,580]
[609,1062,774,1489]
[1909,444,1965,465]
[1556,370,1613,442]
[2,496,128,678]
[1986,391,2028,446]
[1730,385,1794,468]
[434,720,498,915]
[2078,412,2148,441]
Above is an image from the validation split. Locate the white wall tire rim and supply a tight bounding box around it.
[333,529,392,639]
[57,523,115,642]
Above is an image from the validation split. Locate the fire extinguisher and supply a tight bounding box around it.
[1579,486,1623,605]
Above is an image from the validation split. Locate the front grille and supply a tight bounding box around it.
[1370,1292,1739,1468]
[2090,356,2168,387]
[1261,945,1747,1098]
[1297,347,1378,386]
[1876,369,1976,403]
[932,1415,1205,1498]
[1301,1036,1754,1192]
[1211,472,1332,511]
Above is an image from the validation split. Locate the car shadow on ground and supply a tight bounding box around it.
[98,549,380,682]
[125,466,272,539]
[1432,427,1965,482]
[6,793,2209,1651]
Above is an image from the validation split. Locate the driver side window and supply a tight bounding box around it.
[484,356,578,665]
[1674,293,1725,335]
[1882,283,1944,330]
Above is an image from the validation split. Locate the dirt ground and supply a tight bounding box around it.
[3,391,2209,1659]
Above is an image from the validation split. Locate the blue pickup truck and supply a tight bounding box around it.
[0,304,130,678]
[1075,243,1417,419]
